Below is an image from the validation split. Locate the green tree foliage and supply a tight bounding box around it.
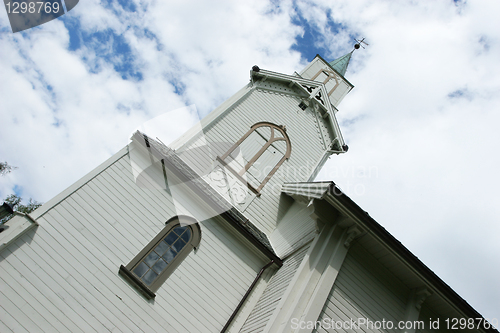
[1,161,42,224]
[1,194,42,224]
[0,161,16,176]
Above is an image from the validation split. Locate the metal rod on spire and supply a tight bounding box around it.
[353,37,369,50]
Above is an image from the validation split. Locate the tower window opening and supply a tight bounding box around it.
[217,122,291,195]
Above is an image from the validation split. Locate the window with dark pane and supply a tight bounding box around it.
[132,226,192,286]
[119,217,201,299]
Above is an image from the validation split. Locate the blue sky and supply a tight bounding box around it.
[1,0,500,324]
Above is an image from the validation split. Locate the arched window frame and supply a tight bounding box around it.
[119,216,201,299]
[216,122,291,195]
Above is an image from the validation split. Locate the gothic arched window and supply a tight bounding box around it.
[119,216,201,299]
[217,122,291,194]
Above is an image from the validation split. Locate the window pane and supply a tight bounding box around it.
[155,240,170,256]
[164,232,178,245]
[133,262,148,278]
[152,258,168,274]
[144,251,159,267]
[180,228,191,243]
[250,146,283,182]
[173,226,187,236]
[163,248,177,263]
[239,131,267,162]
[172,239,186,253]
[142,269,158,285]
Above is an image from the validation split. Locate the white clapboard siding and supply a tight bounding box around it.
[0,311,16,333]
[0,149,267,333]
[270,201,317,258]
[2,235,136,333]
[181,87,332,235]
[240,244,310,333]
[313,244,409,333]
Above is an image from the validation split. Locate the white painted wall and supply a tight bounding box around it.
[240,244,311,333]
[270,201,317,258]
[176,85,332,235]
[0,148,267,333]
[313,243,410,333]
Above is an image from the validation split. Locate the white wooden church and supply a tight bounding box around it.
[1,49,497,333]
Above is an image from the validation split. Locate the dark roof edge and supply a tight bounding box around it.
[323,182,498,333]
[131,131,282,266]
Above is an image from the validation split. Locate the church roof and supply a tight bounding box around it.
[282,181,499,333]
[328,51,353,77]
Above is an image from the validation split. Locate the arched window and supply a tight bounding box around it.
[119,216,201,299]
[217,122,291,194]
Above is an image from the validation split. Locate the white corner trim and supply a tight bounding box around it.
[264,223,348,333]
[294,226,350,333]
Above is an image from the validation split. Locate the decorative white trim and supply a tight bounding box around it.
[294,226,350,333]
[415,287,432,311]
[344,225,364,248]
[402,287,432,333]
[263,222,349,333]
[251,69,346,149]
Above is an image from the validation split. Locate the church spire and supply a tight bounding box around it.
[328,38,368,77]
[328,51,353,77]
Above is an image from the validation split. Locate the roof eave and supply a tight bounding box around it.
[250,68,347,150]
[282,181,498,332]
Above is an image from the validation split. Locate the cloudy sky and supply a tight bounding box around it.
[1,0,499,323]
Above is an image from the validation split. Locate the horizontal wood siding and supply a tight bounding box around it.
[270,202,317,258]
[314,244,409,333]
[0,151,265,333]
[179,87,330,235]
[240,244,310,333]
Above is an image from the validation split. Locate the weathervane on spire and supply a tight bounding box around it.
[353,38,369,50]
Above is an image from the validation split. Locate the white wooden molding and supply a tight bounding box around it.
[344,224,364,248]
[263,223,350,333]
[402,286,432,333]
[294,226,350,333]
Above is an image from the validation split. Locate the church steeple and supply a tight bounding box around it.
[328,38,368,77]
[328,51,353,77]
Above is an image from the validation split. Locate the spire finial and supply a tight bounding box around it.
[353,37,369,51]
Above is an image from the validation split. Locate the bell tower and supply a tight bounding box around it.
[162,50,356,234]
